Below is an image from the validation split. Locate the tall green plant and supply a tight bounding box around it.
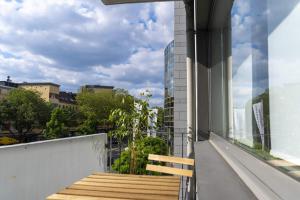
[109,91,157,174]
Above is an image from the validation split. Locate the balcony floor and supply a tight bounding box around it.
[195,141,257,200]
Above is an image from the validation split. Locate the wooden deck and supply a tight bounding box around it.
[46,172,180,200]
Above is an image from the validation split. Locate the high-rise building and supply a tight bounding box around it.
[164,40,175,150]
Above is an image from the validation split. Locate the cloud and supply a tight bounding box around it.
[0,0,174,106]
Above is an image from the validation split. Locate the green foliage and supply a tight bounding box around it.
[109,91,152,142]
[77,114,98,135]
[112,136,168,174]
[1,88,51,139]
[0,100,12,126]
[76,88,134,135]
[110,91,166,175]
[43,108,67,139]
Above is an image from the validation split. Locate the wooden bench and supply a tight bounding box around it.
[146,154,195,177]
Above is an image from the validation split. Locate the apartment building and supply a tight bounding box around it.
[19,82,76,108]
[19,82,60,104]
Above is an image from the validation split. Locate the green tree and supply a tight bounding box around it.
[3,88,51,141]
[109,91,155,174]
[76,88,134,135]
[43,108,67,139]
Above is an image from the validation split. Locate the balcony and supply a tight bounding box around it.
[0,134,107,200]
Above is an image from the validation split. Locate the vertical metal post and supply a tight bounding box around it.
[227,20,234,139]
[184,0,195,199]
[110,134,112,171]
[181,132,184,200]
[194,0,198,143]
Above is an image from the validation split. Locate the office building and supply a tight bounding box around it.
[164,40,175,151]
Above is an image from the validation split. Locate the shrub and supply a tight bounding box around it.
[112,136,167,175]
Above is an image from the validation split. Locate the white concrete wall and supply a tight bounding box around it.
[0,133,107,200]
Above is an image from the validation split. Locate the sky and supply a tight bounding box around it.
[0,0,174,106]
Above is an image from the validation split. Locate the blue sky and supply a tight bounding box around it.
[0,0,174,106]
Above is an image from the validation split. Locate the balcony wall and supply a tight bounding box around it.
[0,133,107,200]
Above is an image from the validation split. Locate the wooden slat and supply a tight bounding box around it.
[46,172,181,200]
[146,164,193,177]
[93,172,178,180]
[74,180,179,191]
[59,189,178,200]
[88,174,180,183]
[148,154,195,166]
[81,177,180,186]
[69,184,178,196]
[47,194,128,200]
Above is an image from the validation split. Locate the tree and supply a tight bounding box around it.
[0,100,12,132]
[76,88,134,135]
[43,108,67,139]
[109,91,155,174]
[3,88,51,141]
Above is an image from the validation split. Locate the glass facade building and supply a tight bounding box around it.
[164,40,175,151]
[208,0,300,181]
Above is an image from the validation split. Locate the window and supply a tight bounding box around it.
[230,0,300,180]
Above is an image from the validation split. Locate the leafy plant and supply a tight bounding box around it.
[112,136,167,174]
[43,108,67,139]
[109,91,163,174]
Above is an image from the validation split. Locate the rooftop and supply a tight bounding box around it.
[19,82,60,87]
[82,85,114,89]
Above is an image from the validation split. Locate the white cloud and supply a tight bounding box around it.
[0,0,174,106]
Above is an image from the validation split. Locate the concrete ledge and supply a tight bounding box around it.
[209,133,300,200]
[195,141,257,200]
[0,133,107,200]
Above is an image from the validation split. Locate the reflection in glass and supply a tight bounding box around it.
[268,0,300,166]
[231,0,300,180]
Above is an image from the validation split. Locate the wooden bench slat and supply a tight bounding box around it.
[93,172,179,180]
[148,154,195,166]
[47,194,128,200]
[88,174,180,183]
[59,189,178,200]
[69,184,178,196]
[146,164,193,177]
[75,180,179,191]
[81,177,180,186]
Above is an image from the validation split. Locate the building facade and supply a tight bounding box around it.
[164,40,175,149]
[173,0,300,190]
[174,1,188,158]
[19,82,60,103]
[19,82,76,108]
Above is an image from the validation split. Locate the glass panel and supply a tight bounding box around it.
[268,0,300,166]
[231,0,300,181]
[231,0,254,147]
